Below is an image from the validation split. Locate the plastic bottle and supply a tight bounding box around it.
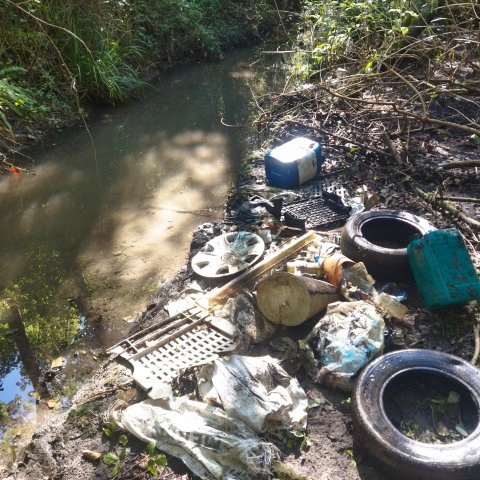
[374,292,409,320]
[286,260,322,277]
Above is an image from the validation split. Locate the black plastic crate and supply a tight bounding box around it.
[283,192,351,231]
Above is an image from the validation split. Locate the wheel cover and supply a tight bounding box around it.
[191,231,265,278]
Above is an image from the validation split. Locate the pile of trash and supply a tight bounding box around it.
[107,137,480,480]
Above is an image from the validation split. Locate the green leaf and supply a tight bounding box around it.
[111,462,121,478]
[103,421,116,437]
[147,459,159,476]
[404,10,419,18]
[447,391,461,404]
[118,447,128,462]
[300,436,312,452]
[146,441,156,456]
[0,109,12,131]
[401,27,409,36]
[103,452,119,465]
[155,454,167,467]
[118,434,128,447]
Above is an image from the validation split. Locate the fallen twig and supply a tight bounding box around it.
[318,86,480,137]
[438,196,480,204]
[75,381,133,407]
[471,324,480,365]
[439,160,480,170]
[382,132,402,164]
[394,108,480,137]
[285,119,393,158]
[413,185,480,230]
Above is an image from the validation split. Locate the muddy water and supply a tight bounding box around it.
[0,46,287,463]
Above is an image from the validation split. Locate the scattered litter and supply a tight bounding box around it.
[336,262,408,320]
[165,281,205,316]
[286,259,322,276]
[191,231,265,278]
[50,356,64,369]
[301,301,385,391]
[29,391,41,402]
[340,262,376,301]
[108,307,237,399]
[82,450,102,462]
[323,252,355,288]
[197,355,308,435]
[408,228,480,309]
[374,292,408,321]
[207,231,317,307]
[114,396,279,480]
[256,272,339,326]
[215,292,275,349]
[378,282,408,302]
[47,399,61,409]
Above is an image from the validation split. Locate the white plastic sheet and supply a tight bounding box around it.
[115,396,278,480]
[114,355,308,479]
[197,355,308,434]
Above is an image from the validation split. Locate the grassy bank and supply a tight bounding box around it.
[0,0,298,155]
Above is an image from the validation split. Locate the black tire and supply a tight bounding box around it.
[340,210,435,281]
[352,349,480,480]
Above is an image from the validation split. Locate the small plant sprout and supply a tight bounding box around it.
[103,434,130,478]
[143,441,168,476]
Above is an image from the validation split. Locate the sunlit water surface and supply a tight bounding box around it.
[0,45,289,464]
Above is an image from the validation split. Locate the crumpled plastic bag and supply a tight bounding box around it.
[114,396,279,480]
[113,355,308,480]
[300,301,384,392]
[197,355,308,435]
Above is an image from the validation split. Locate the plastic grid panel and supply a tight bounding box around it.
[132,327,234,383]
[108,307,236,391]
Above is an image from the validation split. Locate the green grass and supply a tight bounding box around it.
[0,0,296,139]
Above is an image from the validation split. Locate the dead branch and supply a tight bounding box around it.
[318,86,480,137]
[438,196,480,204]
[394,108,480,137]
[472,324,480,365]
[413,185,480,230]
[382,132,402,164]
[285,119,393,158]
[439,160,480,170]
[319,86,396,108]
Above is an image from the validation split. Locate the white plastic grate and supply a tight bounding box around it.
[108,307,237,397]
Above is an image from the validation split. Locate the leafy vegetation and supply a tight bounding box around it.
[103,433,129,478]
[290,0,479,80]
[102,427,167,478]
[0,0,296,142]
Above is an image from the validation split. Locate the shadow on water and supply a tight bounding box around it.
[0,45,291,463]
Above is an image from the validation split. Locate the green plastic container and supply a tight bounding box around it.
[407,228,480,309]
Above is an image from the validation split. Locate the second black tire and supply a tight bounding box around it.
[352,349,480,480]
[340,209,435,281]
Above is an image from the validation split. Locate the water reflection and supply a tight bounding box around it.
[0,45,289,465]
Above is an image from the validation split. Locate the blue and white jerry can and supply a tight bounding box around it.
[264,137,324,189]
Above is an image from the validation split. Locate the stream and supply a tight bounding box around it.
[0,45,288,464]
